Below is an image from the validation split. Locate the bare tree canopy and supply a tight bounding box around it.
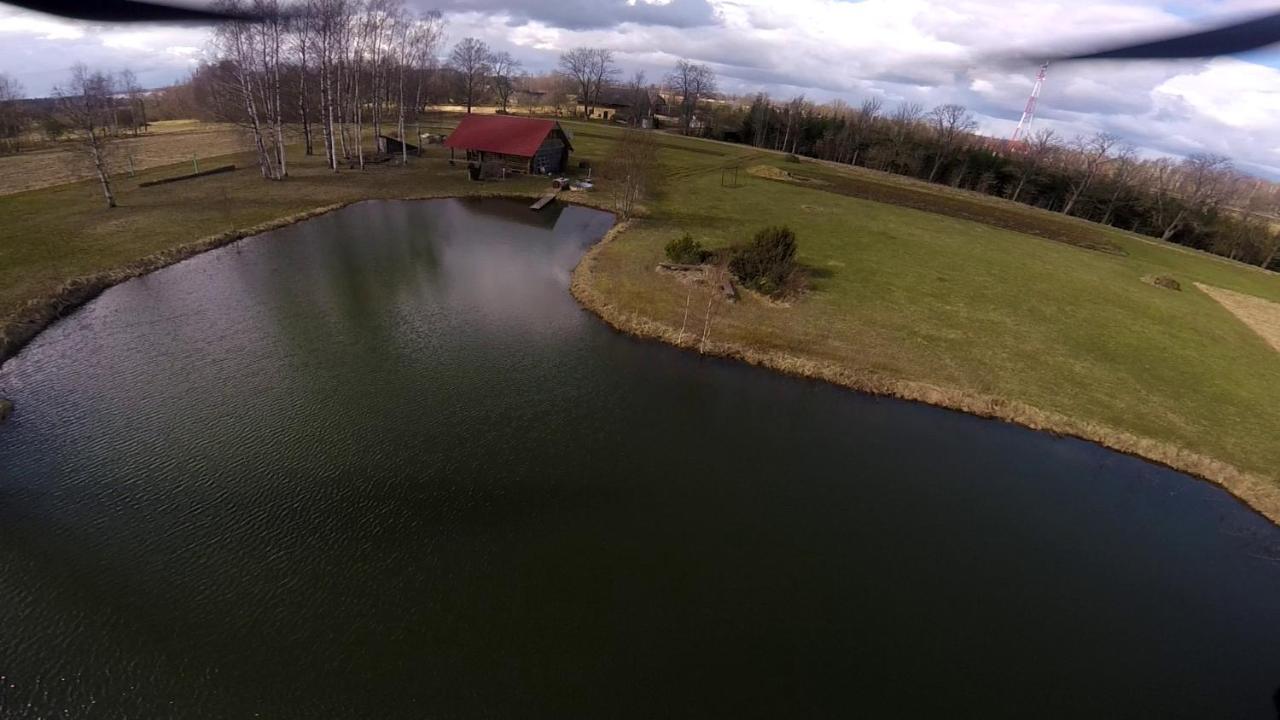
[926,103,976,182]
[1062,131,1117,216]
[603,129,659,220]
[53,64,118,208]
[211,0,289,179]
[450,37,492,114]
[666,59,716,136]
[489,51,522,113]
[0,72,25,155]
[1010,128,1058,203]
[558,47,616,119]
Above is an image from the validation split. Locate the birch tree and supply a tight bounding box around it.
[54,64,118,208]
[213,2,281,179]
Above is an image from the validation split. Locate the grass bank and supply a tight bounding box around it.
[563,122,1280,524]
[2,119,1279,524]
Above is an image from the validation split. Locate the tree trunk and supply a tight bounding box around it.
[299,65,313,156]
[1011,171,1029,203]
[1101,187,1123,226]
[273,34,287,179]
[1160,209,1186,242]
[238,68,272,179]
[89,134,116,208]
[1062,188,1081,216]
[398,67,407,165]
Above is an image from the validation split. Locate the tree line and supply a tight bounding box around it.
[3,9,1278,271]
[704,93,1280,269]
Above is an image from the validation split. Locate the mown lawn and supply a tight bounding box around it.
[2,117,1279,519]
[565,121,1280,517]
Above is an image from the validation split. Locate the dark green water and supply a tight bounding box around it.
[2,198,1279,718]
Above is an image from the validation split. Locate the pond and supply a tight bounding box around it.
[2,198,1279,718]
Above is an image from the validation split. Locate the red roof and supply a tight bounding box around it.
[442,115,570,157]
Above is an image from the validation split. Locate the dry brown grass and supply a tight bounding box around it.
[0,122,249,196]
[1197,283,1280,353]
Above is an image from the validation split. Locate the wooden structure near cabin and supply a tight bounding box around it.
[443,115,573,176]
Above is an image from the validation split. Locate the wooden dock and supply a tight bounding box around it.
[530,190,558,211]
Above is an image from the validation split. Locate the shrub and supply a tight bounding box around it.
[785,153,802,163]
[729,225,799,295]
[665,233,706,264]
[1152,275,1181,291]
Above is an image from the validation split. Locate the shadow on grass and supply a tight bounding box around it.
[757,165,1128,257]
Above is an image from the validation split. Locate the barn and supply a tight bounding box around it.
[443,115,573,175]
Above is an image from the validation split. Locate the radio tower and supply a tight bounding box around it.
[1009,62,1048,148]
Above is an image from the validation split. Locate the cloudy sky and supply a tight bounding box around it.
[4,0,1280,176]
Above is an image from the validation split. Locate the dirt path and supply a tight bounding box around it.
[1198,283,1280,353]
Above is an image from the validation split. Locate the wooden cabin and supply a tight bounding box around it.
[443,115,573,176]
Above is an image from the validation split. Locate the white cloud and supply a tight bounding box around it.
[0,11,85,40]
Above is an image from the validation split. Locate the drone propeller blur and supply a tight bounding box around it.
[7,0,1280,52]
[1052,7,1280,60]
[6,0,272,22]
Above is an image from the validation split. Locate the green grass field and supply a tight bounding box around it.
[2,119,1279,521]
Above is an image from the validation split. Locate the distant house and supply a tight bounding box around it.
[443,115,573,175]
[590,89,635,121]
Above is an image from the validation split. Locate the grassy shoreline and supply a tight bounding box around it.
[3,120,1278,526]
[569,223,1280,525]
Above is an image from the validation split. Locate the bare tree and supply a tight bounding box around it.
[587,48,617,118]
[258,0,288,178]
[450,37,491,113]
[625,70,649,126]
[1099,144,1138,226]
[773,95,811,153]
[212,0,285,179]
[311,0,349,170]
[926,103,976,182]
[666,59,716,136]
[490,51,521,112]
[1010,128,1058,203]
[387,3,413,163]
[558,47,616,119]
[288,5,315,155]
[603,129,658,220]
[1062,131,1117,216]
[54,64,118,208]
[847,97,882,166]
[882,101,923,173]
[1153,152,1234,240]
[1255,228,1280,269]
[408,9,445,145]
[0,72,24,154]
[119,69,147,136]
